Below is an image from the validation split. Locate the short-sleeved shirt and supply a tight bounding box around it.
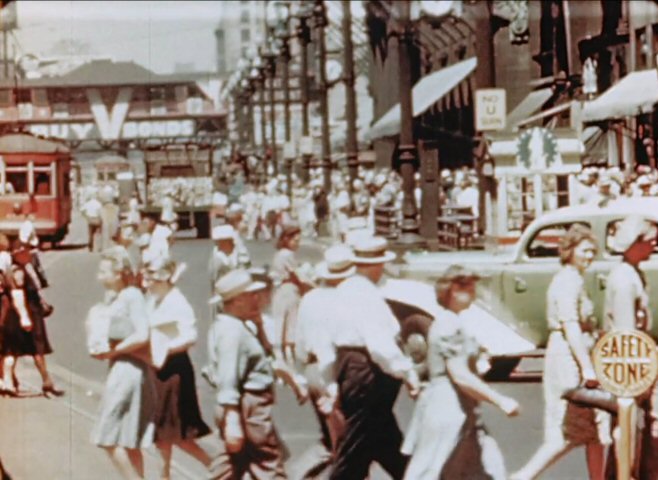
[605,262,650,332]
[207,314,274,406]
[547,265,593,331]
[426,306,480,380]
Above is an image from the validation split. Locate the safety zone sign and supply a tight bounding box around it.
[592,330,658,398]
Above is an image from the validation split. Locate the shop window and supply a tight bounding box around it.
[5,170,28,194]
[505,175,561,232]
[0,90,12,107]
[527,222,591,258]
[15,89,30,104]
[606,219,658,255]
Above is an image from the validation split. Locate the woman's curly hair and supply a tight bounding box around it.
[559,223,598,266]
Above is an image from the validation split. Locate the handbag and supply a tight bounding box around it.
[562,386,618,415]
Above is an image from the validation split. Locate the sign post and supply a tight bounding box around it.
[592,330,658,480]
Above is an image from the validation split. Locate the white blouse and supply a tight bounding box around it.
[147,287,198,369]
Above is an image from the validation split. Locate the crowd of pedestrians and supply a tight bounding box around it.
[7,158,658,479]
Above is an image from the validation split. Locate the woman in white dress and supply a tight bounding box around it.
[142,255,211,480]
[270,224,303,361]
[512,224,611,480]
[91,247,156,480]
[402,265,519,480]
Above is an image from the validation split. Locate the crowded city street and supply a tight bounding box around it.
[3,0,658,479]
[0,213,587,480]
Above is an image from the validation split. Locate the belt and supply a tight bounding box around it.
[336,346,369,356]
[243,386,274,395]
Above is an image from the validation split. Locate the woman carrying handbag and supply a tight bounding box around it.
[512,224,611,480]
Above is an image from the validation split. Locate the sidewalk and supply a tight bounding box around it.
[0,361,214,480]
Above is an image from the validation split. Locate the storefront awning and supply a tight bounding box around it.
[582,69,658,122]
[506,88,553,130]
[365,57,477,141]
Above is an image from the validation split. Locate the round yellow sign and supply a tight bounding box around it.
[592,330,658,398]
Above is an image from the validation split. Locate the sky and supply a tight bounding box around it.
[13,1,229,73]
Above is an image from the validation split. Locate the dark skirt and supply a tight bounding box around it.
[154,352,210,442]
[0,290,52,357]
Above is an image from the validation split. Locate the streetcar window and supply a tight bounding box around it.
[6,171,28,194]
[34,172,51,196]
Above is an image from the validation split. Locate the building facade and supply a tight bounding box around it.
[215,1,267,75]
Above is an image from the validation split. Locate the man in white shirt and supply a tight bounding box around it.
[81,193,103,252]
[329,236,420,480]
[456,177,480,217]
[209,225,243,290]
[288,244,354,480]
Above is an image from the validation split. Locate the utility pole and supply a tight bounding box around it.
[297,2,312,183]
[342,0,359,211]
[265,49,279,176]
[280,26,293,198]
[314,0,332,193]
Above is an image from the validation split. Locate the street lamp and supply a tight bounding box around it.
[262,41,279,176]
[251,57,270,180]
[392,1,425,248]
[342,0,359,213]
[272,2,295,197]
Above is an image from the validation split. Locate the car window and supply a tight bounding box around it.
[606,219,658,255]
[527,222,591,258]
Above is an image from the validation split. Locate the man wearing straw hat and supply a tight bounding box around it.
[288,244,355,480]
[206,269,286,480]
[208,225,246,290]
[329,236,420,480]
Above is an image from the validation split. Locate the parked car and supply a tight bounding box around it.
[399,198,658,377]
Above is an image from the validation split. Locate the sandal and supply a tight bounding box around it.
[42,383,65,398]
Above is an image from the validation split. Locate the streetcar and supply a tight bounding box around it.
[0,132,72,244]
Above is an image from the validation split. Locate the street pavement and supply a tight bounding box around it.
[0,214,590,479]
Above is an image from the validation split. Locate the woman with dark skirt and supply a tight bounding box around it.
[0,238,62,397]
[142,254,211,480]
[0,234,13,394]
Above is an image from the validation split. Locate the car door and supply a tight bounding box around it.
[501,222,590,347]
[589,217,658,338]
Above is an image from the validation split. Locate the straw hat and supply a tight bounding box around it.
[227,203,244,216]
[351,236,396,264]
[610,215,657,252]
[143,254,186,283]
[209,269,267,305]
[637,175,652,188]
[212,224,236,241]
[316,244,356,280]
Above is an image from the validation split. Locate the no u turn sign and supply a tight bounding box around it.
[592,330,658,398]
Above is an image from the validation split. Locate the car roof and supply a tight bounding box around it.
[536,198,658,225]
